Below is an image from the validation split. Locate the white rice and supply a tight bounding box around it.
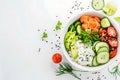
[69,40,95,66]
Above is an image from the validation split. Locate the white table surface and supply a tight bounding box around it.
[0,0,120,80]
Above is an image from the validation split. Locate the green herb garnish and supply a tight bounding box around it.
[79,30,100,46]
[114,17,120,22]
[42,32,48,38]
[56,20,62,30]
[108,62,120,80]
[56,63,81,80]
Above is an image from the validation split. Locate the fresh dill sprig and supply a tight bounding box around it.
[56,63,81,80]
[108,62,120,80]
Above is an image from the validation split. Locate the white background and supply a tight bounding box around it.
[0,0,120,80]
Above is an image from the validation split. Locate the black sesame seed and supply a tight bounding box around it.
[56,16,58,17]
[51,47,53,49]
[38,48,41,52]
[51,42,53,44]
[46,41,48,43]
[37,29,40,31]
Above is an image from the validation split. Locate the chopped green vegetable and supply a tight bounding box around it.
[79,30,92,45]
[114,17,120,22]
[79,30,100,46]
[56,63,81,80]
[92,32,100,42]
[55,20,62,30]
[42,32,48,38]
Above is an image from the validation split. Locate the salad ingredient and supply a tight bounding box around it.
[92,32,100,42]
[92,56,99,66]
[76,40,95,66]
[114,17,120,22]
[101,18,110,28]
[110,49,117,58]
[68,24,76,32]
[71,45,79,59]
[52,53,62,63]
[80,15,100,32]
[74,21,81,27]
[92,41,100,51]
[95,42,109,52]
[79,30,92,45]
[107,27,117,37]
[79,30,100,46]
[108,39,118,47]
[103,2,117,16]
[77,25,82,35]
[99,29,107,36]
[56,20,62,30]
[64,31,76,50]
[42,32,48,38]
[92,0,104,10]
[97,46,109,54]
[97,52,109,64]
[56,63,81,80]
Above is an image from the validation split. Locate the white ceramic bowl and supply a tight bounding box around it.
[61,11,120,71]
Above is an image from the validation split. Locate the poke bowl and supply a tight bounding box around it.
[61,11,120,71]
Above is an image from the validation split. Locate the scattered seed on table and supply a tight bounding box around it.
[69,11,73,14]
[56,34,57,36]
[51,42,53,44]
[51,47,53,49]
[56,16,58,17]
[46,41,48,43]
[38,48,41,52]
[67,17,70,19]
[37,29,40,32]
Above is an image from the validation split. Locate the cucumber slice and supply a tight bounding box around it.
[92,0,104,10]
[101,18,110,28]
[92,41,100,51]
[77,25,82,35]
[97,52,109,64]
[92,56,99,66]
[97,46,109,54]
[95,42,109,52]
[103,2,117,16]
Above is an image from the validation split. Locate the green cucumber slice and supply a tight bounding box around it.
[103,2,117,16]
[77,25,82,35]
[95,42,109,52]
[97,52,109,64]
[97,46,109,54]
[101,18,110,28]
[92,0,104,10]
[92,56,99,66]
[92,41,100,51]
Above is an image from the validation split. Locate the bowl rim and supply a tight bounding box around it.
[61,11,120,71]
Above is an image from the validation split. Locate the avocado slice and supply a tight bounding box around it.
[71,45,79,59]
[65,42,70,51]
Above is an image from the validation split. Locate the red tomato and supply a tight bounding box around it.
[110,49,117,58]
[108,39,118,47]
[52,53,62,64]
[99,29,107,36]
[107,27,117,37]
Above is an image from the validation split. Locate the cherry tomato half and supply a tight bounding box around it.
[110,49,117,59]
